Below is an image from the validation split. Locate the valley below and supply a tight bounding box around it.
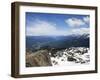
[26,34,90,67]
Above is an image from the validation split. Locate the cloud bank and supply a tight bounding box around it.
[26,17,89,36]
[26,19,69,36]
[65,16,89,27]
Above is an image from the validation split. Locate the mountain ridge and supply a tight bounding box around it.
[26,34,89,51]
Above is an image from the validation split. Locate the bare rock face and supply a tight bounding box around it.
[26,50,52,67]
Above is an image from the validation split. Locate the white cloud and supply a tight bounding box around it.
[65,18,85,27]
[65,16,89,27]
[26,20,69,36]
[26,19,89,36]
[71,28,89,35]
[83,16,90,23]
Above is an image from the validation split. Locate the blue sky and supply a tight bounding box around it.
[26,12,90,36]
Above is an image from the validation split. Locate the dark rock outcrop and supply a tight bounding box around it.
[26,50,52,67]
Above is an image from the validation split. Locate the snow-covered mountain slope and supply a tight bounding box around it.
[50,47,90,66]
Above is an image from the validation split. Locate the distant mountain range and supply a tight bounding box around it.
[26,34,89,51]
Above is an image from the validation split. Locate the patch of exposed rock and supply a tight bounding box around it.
[26,50,52,67]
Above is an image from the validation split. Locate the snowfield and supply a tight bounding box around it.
[50,47,90,66]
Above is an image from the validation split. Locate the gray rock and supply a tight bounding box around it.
[26,50,52,67]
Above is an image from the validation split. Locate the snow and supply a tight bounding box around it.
[50,47,90,66]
